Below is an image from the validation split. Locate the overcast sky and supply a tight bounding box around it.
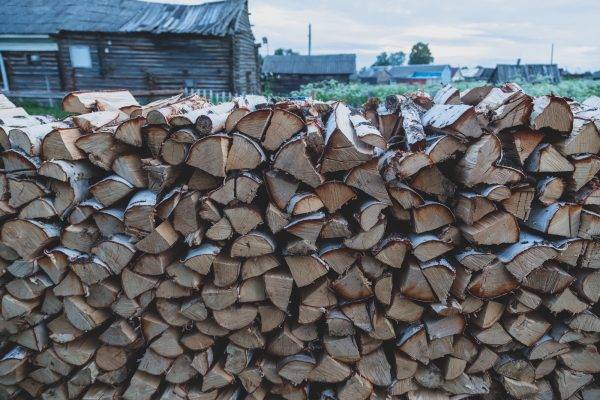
[147,0,600,72]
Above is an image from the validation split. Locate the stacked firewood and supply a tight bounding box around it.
[0,84,598,400]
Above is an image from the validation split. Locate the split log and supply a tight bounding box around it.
[556,118,600,155]
[321,102,372,173]
[530,95,573,133]
[62,90,139,114]
[273,137,323,188]
[186,134,230,178]
[525,203,581,237]
[460,211,519,245]
[0,84,597,400]
[262,108,304,151]
[455,134,522,187]
[569,154,600,191]
[422,104,483,139]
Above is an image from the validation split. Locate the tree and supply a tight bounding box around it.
[372,52,390,66]
[372,51,406,67]
[408,42,434,65]
[388,51,406,66]
[274,48,299,56]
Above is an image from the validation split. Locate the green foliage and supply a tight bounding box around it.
[291,79,600,107]
[274,48,299,56]
[372,52,389,66]
[372,51,406,67]
[16,100,70,119]
[408,42,434,65]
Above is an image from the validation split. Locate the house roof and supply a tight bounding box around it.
[492,64,560,84]
[387,64,451,79]
[357,66,391,79]
[0,0,246,36]
[479,67,495,81]
[455,66,495,80]
[458,67,484,79]
[357,64,450,80]
[262,54,356,75]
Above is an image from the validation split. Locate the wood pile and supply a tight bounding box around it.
[0,84,599,400]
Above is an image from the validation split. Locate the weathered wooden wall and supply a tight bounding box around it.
[56,33,235,92]
[1,51,62,91]
[232,6,260,94]
[1,27,260,96]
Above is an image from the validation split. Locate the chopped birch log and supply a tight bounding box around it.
[0,84,597,400]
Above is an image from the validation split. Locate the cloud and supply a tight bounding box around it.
[147,0,600,71]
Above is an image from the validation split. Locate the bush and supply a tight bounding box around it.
[292,79,600,106]
[15,100,71,119]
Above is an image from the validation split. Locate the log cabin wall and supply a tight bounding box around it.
[1,51,62,91]
[231,6,261,94]
[56,33,235,92]
[0,0,261,96]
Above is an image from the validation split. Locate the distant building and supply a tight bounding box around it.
[357,66,392,85]
[453,66,496,82]
[387,64,452,85]
[262,54,356,94]
[560,69,592,80]
[450,67,461,81]
[357,64,452,85]
[0,0,260,95]
[479,67,496,82]
[489,64,561,84]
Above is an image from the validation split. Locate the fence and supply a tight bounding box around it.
[3,88,253,109]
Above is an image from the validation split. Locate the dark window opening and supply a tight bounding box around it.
[27,54,41,65]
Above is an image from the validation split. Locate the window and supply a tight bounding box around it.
[69,45,92,68]
[27,54,41,65]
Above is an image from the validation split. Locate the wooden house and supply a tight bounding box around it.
[387,64,452,85]
[358,66,392,85]
[0,0,260,97]
[262,54,356,94]
[489,64,560,84]
[357,64,452,85]
[452,66,496,82]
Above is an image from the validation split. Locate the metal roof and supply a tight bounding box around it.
[387,64,451,79]
[262,54,356,75]
[0,0,246,36]
[357,66,391,79]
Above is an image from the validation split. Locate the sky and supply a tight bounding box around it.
[145,0,600,72]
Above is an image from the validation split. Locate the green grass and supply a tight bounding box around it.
[15,100,71,119]
[13,79,600,117]
[291,79,600,106]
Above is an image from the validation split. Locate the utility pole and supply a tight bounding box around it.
[308,23,312,56]
[550,43,554,65]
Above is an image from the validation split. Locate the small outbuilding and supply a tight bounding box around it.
[357,66,392,85]
[387,64,452,85]
[489,64,561,84]
[453,66,495,82]
[262,54,356,94]
[357,64,452,85]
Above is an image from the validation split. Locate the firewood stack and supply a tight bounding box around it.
[0,84,598,400]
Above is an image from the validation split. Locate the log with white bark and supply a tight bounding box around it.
[0,85,596,400]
